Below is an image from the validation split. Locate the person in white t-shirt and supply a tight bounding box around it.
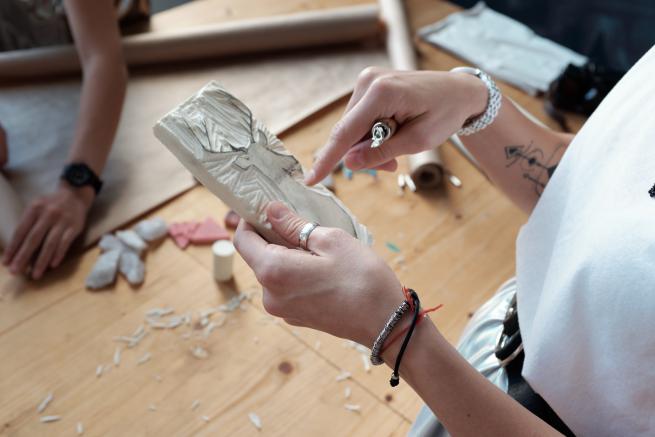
[233,46,655,436]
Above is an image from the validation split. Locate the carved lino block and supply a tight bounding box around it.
[154,81,371,246]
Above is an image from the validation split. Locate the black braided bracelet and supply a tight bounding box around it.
[390,289,420,387]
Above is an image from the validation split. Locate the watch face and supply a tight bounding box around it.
[67,164,90,186]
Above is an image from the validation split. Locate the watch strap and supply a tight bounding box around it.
[61,162,103,195]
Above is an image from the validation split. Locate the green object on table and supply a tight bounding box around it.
[385,242,401,253]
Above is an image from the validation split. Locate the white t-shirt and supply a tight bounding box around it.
[516,46,655,436]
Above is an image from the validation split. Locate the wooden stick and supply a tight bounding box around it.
[0,4,382,79]
[379,0,417,70]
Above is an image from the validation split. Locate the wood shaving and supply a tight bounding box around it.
[145,319,168,329]
[40,415,61,423]
[77,422,84,435]
[165,316,184,329]
[148,404,157,412]
[344,404,361,413]
[199,308,219,319]
[146,307,174,317]
[128,334,147,348]
[218,293,249,313]
[203,322,217,338]
[201,415,210,422]
[191,400,201,411]
[248,412,262,430]
[114,327,148,348]
[37,393,53,413]
[113,347,122,367]
[132,324,145,337]
[361,355,371,373]
[146,315,184,329]
[191,345,209,359]
[154,374,163,382]
[96,364,103,378]
[137,352,151,365]
[335,371,351,382]
[344,386,352,399]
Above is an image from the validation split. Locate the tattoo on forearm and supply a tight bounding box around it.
[504,142,564,196]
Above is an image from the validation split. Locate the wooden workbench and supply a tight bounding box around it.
[0,1,585,435]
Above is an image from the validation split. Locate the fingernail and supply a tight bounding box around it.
[267,202,288,220]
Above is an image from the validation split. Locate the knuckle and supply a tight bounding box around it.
[45,205,61,219]
[30,200,45,212]
[318,227,349,249]
[324,227,347,241]
[358,66,383,85]
[370,75,398,98]
[256,259,282,287]
[262,292,283,317]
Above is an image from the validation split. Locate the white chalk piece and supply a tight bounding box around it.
[212,240,235,282]
[134,217,168,242]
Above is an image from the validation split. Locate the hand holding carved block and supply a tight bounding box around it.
[154,81,371,246]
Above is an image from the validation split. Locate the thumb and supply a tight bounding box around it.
[266,201,310,248]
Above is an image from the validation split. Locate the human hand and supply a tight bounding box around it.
[0,122,7,169]
[305,67,488,185]
[2,183,94,279]
[234,201,404,347]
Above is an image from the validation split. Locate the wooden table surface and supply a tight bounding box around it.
[0,1,585,436]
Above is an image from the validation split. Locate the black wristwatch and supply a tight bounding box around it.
[60,162,103,195]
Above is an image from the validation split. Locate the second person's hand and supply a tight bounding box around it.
[2,183,93,279]
[0,122,7,169]
[305,67,489,185]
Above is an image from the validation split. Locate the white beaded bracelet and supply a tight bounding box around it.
[450,67,502,136]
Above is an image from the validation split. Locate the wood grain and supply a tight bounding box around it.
[0,0,586,435]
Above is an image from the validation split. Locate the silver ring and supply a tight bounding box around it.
[298,222,319,251]
[370,118,397,148]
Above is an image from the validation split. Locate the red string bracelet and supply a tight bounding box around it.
[380,303,443,355]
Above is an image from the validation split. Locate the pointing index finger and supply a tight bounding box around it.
[305,91,383,185]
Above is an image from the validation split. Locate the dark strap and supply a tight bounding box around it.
[496,296,576,436]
